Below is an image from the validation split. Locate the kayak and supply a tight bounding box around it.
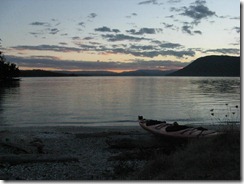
[138,116,220,138]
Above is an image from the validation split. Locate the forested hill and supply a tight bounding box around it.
[20,70,77,77]
[169,55,240,77]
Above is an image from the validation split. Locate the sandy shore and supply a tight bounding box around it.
[0,125,158,180]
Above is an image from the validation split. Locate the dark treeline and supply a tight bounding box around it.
[0,51,20,81]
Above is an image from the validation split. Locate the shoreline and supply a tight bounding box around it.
[0,124,144,136]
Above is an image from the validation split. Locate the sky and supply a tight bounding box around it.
[0,0,240,72]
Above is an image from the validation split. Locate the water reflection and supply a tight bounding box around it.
[189,78,240,124]
[0,81,20,98]
[0,81,20,125]
[191,78,240,94]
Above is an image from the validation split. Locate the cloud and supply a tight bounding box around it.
[162,23,178,31]
[11,39,193,59]
[95,26,111,32]
[165,15,174,18]
[11,44,81,53]
[94,26,120,33]
[27,55,60,60]
[162,23,173,28]
[29,21,50,26]
[107,46,195,58]
[76,43,98,51]
[134,59,187,69]
[138,0,163,5]
[78,22,85,27]
[217,15,240,20]
[29,30,49,38]
[6,55,187,71]
[126,28,162,35]
[135,50,195,58]
[83,36,94,40]
[181,23,202,35]
[182,24,193,35]
[159,42,183,49]
[232,26,240,33]
[73,36,191,58]
[230,16,239,20]
[129,45,155,50]
[203,48,240,55]
[126,29,136,34]
[126,13,138,18]
[59,42,68,45]
[217,15,228,19]
[61,33,68,36]
[49,28,59,35]
[88,42,102,47]
[178,0,216,25]
[170,7,182,12]
[124,51,158,58]
[112,29,120,33]
[69,36,193,58]
[50,18,60,26]
[72,36,80,40]
[193,30,202,35]
[167,0,181,3]
[29,32,42,37]
[164,50,195,58]
[88,13,97,19]
[101,34,147,42]
[29,20,63,37]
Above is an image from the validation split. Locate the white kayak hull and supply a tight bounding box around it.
[138,116,220,138]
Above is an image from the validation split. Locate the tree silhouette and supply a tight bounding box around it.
[0,51,20,81]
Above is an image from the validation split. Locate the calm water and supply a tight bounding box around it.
[0,77,240,127]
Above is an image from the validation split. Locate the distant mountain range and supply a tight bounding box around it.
[20,69,177,77]
[20,70,76,77]
[169,55,240,77]
[20,55,240,77]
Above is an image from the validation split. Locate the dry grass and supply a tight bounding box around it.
[134,131,240,180]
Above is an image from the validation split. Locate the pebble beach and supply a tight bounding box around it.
[0,125,154,180]
[0,124,240,180]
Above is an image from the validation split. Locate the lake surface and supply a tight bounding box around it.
[0,77,240,127]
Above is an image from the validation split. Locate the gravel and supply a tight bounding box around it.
[0,125,148,180]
